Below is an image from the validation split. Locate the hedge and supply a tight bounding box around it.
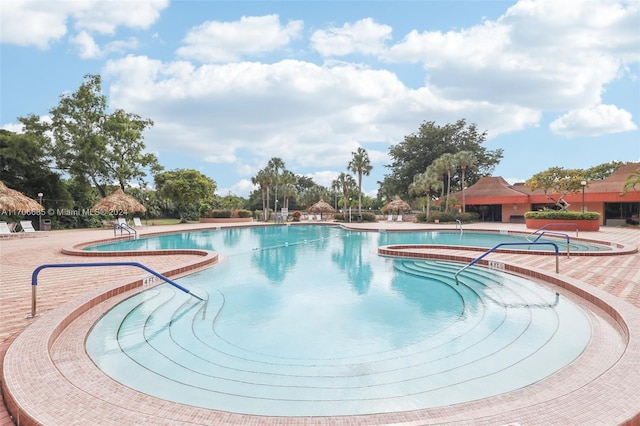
[524,211,600,220]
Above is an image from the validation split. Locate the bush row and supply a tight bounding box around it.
[524,211,600,220]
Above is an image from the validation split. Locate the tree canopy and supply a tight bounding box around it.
[21,74,161,197]
[381,119,503,199]
[155,169,216,222]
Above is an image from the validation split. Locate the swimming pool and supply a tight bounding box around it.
[88,225,611,253]
[85,225,593,416]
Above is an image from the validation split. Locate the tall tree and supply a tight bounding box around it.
[331,172,356,216]
[280,170,297,209]
[381,119,503,198]
[102,109,162,189]
[27,74,159,197]
[252,168,272,220]
[348,147,372,215]
[408,169,441,218]
[267,157,285,212]
[455,150,478,213]
[154,169,216,222]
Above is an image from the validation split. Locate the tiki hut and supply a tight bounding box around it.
[382,198,412,213]
[0,181,44,212]
[92,188,146,215]
[307,199,336,221]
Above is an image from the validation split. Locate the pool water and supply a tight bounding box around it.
[87,225,611,253]
[86,226,592,416]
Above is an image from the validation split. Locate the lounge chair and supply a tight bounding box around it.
[0,221,19,239]
[20,220,37,233]
[387,214,393,221]
[117,217,128,225]
[396,215,403,222]
[133,217,145,227]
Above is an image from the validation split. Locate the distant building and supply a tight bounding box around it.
[452,162,640,225]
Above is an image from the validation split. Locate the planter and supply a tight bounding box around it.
[200,218,253,223]
[525,218,599,232]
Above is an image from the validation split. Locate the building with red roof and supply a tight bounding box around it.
[452,162,640,225]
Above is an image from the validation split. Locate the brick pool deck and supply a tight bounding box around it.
[1,222,639,425]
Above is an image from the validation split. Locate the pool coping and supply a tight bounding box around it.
[2,224,640,425]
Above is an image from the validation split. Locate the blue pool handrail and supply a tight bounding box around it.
[527,230,571,257]
[29,261,204,317]
[533,222,579,237]
[454,241,560,286]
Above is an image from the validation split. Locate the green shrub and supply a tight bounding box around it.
[415,211,479,223]
[524,211,600,220]
[209,209,232,218]
[236,210,252,218]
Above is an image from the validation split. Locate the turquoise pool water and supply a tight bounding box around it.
[86,225,611,253]
[85,225,592,416]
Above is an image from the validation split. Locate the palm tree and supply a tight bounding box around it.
[267,157,285,213]
[252,168,272,221]
[430,157,447,211]
[455,150,477,213]
[331,172,356,218]
[436,153,455,213]
[409,169,442,218]
[623,168,640,194]
[280,170,297,209]
[348,147,372,215]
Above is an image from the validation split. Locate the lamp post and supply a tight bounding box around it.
[581,180,587,213]
[37,193,43,230]
[349,197,352,223]
[145,197,149,225]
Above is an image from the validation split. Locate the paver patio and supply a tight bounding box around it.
[1,222,639,425]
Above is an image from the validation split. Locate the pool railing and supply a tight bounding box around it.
[29,261,205,318]
[527,230,572,257]
[532,223,579,237]
[454,241,560,286]
[114,222,137,239]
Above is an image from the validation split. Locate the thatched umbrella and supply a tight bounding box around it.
[0,181,44,212]
[382,198,411,213]
[92,188,146,215]
[307,199,336,220]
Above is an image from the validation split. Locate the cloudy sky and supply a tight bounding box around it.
[1,0,638,197]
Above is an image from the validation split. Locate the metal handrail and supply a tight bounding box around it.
[455,219,463,234]
[454,242,560,286]
[533,222,579,237]
[527,230,571,257]
[29,261,205,317]
[114,222,137,239]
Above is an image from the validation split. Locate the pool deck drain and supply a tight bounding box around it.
[1,222,639,425]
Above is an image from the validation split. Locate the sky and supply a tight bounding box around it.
[1,0,639,198]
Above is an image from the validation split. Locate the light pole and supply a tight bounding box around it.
[145,197,149,225]
[581,180,587,213]
[37,192,43,230]
[348,197,352,223]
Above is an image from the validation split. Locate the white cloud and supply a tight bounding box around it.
[176,14,303,63]
[73,0,168,35]
[383,0,639,111]
[549,104,638,137]
[0,0,166,50]
[70,31,101,59]
[104,55,539,185]
[311,18,392,57]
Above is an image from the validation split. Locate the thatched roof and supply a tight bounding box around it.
[0,181,44,212]
[92,188,146,214]
[586,162,640,193]
[382,198,411,212]
[307,199,336,213]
